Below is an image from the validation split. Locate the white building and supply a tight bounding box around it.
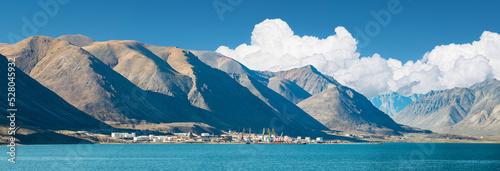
[111,132,136,138]
[111,132,121,138]
[124,133,136,138]
[134,136,149,141]
[164,137,174,142]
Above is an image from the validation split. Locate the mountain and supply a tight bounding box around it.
[0,54,107,130]
[394,79,500,137]
[452,79,500,137]
[0,43,8,47]
[297,86,421,135]
[369,92,422,117]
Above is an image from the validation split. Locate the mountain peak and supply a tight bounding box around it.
[260,65,341,95]
[297,64,319,73]
[470,78,500,91]
[22,35,57,43]
[57,34,95,47]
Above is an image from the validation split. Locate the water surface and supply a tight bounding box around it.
[1,143,499,170]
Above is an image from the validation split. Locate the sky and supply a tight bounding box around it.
[1,0,499,97]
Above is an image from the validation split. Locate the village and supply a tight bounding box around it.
[107,128,478,144]
[110,128,352,144]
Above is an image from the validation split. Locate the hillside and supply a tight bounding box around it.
[0,54,106,130]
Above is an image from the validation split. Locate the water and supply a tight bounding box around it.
[1,143,499,170]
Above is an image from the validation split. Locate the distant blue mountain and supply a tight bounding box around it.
[369,92,422,117]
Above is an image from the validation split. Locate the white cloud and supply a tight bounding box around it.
[216,19,500,97]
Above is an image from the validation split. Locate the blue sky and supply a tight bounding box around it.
[1,0,499,63]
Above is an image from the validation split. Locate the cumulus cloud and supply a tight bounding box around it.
[216,19,500,97]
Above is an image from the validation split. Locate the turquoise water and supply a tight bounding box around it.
[1,143,499,170]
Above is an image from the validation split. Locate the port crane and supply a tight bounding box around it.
[242,128,245,140]
[248,128,251,139]
[267,128,271,140]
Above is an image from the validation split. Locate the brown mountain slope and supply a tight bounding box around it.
[0,54,107,130]
[82,40,192,98]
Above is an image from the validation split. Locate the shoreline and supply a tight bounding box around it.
[2,141,500,146]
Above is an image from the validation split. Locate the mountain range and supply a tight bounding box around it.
[193,51,421,135]
[394,79,500,137]
[0,35,333,138]
[5,34,498,143]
